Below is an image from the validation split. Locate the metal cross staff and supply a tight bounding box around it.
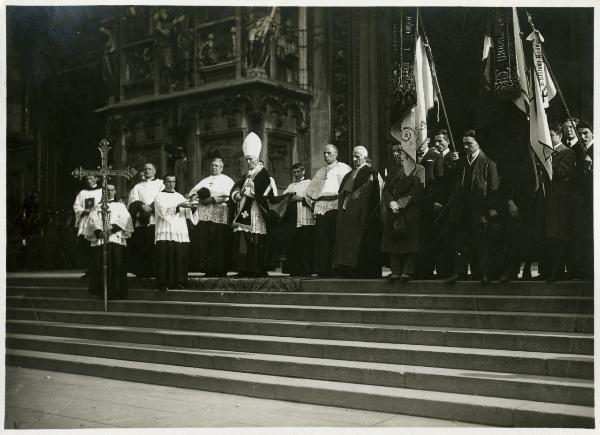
[72,138,137,312]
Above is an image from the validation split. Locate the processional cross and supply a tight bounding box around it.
[72,138,137,312]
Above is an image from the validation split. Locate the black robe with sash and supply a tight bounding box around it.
[333,164,382,278]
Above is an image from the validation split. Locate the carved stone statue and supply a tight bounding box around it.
[246,7,278,71]
[123,6,148,42]
[276,17,299,83]
[175,22,194,89]
[153,8,185,92]
[198,33,219,67]
[100,19,118,103]
[227,26,237,60]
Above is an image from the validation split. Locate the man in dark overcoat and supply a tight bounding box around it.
[544,123,577,282]
[416,139,442,279]
[445,130,499,284]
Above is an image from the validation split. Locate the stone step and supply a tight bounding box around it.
[302,279,594,296]
[6,277,301,292]
[5,277,594,296]
[6,349,594,427]
[6,320,593,379]
[6,333,594,406]
[7,296,593,333]
[7,308,593,354]
[7,286,593,314]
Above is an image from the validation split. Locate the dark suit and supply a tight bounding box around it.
[432,151,457,277]
[565,139,593,279]
[544,144,577,280]
[579,144,593,279]
[498,146,546,279]
[417,148,442,278]
[448,150,499,278]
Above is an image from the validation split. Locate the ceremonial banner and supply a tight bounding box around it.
[483,8,552,184]
[527,29,557,180]
[511,8,529,114]
[483,8,524,104]
[389,9,436,161]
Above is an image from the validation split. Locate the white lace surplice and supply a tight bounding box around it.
[305,162,352,216]
[73,188,103,237]
[283,179,316,227]
[86,201,134,247]
[154,191,198,243]
[189,174,235,225]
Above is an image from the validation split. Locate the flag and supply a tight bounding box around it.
[511,8,530,114]
[527,29,557,180]
[482,21,494,91]
[477,8,552,192]
[484,9,523,103]
[389,9,437,162]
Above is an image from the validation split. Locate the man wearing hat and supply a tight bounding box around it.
[230,132,272,277]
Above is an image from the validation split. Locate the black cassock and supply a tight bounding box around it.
[89,243,128,300]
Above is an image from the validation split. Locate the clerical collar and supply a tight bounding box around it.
[163,190,175,193]
[144,178,156,182]
[326,161,339,168]
[85,185,99,191]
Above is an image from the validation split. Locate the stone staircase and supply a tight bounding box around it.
[5,276,594,427]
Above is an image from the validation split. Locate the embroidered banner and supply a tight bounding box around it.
[390,7,418,121]
[491,8,521,101]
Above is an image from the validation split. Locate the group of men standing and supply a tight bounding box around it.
[73,119,593,298]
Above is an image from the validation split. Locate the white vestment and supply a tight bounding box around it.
[128,178,164,226]
[189,174,235,225]
[154,191,198,243]
[305,161,351,216]
[73,187,103,237]
[86,201,134,247]
[283,179,316,227]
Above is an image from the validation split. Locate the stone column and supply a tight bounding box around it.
[357,9,380,168]
[309,8,330,176]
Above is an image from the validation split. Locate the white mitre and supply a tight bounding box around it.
[242,132,262,158]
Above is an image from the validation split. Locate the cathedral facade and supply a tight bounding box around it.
[6,6,594,208]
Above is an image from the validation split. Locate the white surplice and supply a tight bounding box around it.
[128,178,164,226]
[86,200,134,247]
[188,174,235,225]
[73,187,103,237]
[154,191,198,243]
